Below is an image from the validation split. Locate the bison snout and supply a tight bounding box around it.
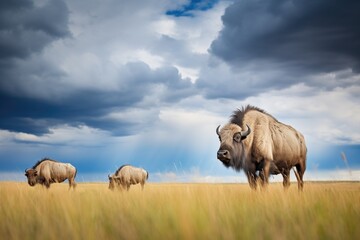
[217,149,230,161]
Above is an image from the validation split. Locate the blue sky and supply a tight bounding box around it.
[0,0,359,182]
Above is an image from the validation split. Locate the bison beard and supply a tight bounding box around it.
[217,142,246,171]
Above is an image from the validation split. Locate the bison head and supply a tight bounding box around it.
[25,169,38,187]
[108,174,116,190]
[108,174,121,190]
[216,124,251,170]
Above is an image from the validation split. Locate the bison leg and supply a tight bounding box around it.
[263,160,271,185]
[44,180,51,189]
[281,169,290,189]
[118,183,124,191]
[257,160,271,190]
[295,163,305,191]
[126,184,130,191]
[246,171,257,190]
[258,170,267,189]
[68,179,77,190]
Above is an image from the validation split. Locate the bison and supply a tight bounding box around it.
[216,105,307,190]
[25,158,77,189]
[108,165,149,191]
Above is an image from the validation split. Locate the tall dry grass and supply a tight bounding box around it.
[0,182,359,240]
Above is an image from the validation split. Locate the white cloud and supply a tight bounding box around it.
[1,125,112,147]
[174,65,199,82]
[104,108,159,124]
[152,17,177,37]
[246,84,360,145]
[155,108,223,147]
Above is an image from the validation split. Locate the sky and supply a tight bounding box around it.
[0,0,359,183]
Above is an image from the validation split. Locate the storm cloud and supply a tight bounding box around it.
[0,0,70,59]
[193,0,359,102]
[0,0,196,136]
[0,60,194,135]
[211,0,360,73]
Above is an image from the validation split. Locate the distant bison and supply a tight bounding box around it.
[108,165,149,191]
[25,158,77,189]
[216,105,307,190]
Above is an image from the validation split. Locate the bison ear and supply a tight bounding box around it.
[34,170,38,176]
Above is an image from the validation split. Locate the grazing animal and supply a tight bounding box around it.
[216,105,307,190]
[108,165,149,191]
[25,158,77,189]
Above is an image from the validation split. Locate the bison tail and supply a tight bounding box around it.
[146,171,149,180]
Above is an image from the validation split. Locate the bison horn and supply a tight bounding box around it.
[241,124,251,138]
[216,125,221,136]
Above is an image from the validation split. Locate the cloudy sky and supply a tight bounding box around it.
[0,0,359,182]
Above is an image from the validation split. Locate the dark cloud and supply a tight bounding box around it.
[210,0,360,73]
[0,88,145,135]
[0,1,198,136]
[0,0,70,59]
[151,34,206,70]
[0,0,72,130]
[0,61,194,136]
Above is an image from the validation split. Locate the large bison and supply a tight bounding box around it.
[25,158,77,189]
[108,165,149,191]
[216,105,307,190]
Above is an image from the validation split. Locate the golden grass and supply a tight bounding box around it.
[0,182,359,240]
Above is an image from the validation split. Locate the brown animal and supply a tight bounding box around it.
[25,158,77,189]
[216,105,307,190]
[108,165,148,191]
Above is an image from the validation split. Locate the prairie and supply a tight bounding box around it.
[0,182,359,240]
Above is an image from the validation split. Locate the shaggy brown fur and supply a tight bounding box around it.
[109,165,148,191]
[230,105,278,127]
[217,105,307,190]
[25,158,77,189]
[114,164,130,176]
[31,157,57,169]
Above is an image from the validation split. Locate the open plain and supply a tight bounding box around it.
[0,182,359,240]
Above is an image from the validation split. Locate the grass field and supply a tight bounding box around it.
[0,182,359,240]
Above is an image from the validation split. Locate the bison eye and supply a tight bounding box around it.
[233,133,242,143]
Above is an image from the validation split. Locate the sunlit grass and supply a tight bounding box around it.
[0,182,359,240]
